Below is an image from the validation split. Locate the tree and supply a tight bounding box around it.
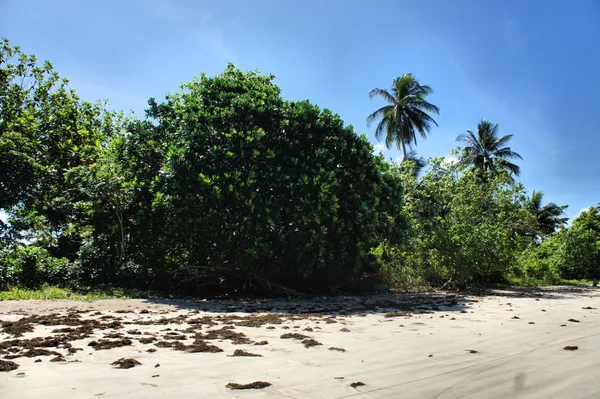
[526,191,568,238]
[367,73,439,160]
[456,120,522,176]
[1,38,118,262]
[398,158,536,288]
[144,65,407,291]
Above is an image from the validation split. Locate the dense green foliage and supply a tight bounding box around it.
[1,41,405,294]
[1,39,598,295]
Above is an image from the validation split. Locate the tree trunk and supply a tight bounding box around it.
[402,141,407,161]
[116,210,125,267]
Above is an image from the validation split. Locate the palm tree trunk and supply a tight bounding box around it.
[402,141,407,161]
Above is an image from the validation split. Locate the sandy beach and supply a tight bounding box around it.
[1,286,599,398]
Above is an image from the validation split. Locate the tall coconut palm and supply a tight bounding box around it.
[456,120,523,176]
[367,73,439,160]
[527,190,569,237]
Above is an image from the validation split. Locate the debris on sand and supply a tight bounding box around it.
[1,318,35,337]
[466,349,478,353]
[582,307,596,310]
[103,333,124,339]
[334,376,344,379]
[528,322,535,325]
[568,319,580,323]
[234,314,284,328]
[563,346,579,351]
[49,355,65,362]
[163,333,187,340]
[303,327,313,332]
[231,349,262,357]
[340,328,350,332]
[155,363,160,367]
[197,327,252,345]
[186,340,223,353]
[302,339,322,348]
[350,381,365,388]
[280,333,309,340]
[384,312,411,318]
[328,347,346,352]
[0,360,19,372]
[22,349,61,358]
[139,337,156,344]
[226,381,271,390]
[147,348,157,353]
[111,358,141,369]
[512,316,520,319]
[88,339,133,350]
[254,340,268,346]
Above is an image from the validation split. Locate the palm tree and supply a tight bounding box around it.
[527,190,568,237]
[367,73,439,160]
[402,150,427,179]
[456,120,523,176]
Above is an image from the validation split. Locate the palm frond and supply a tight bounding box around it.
[368,88,396,104]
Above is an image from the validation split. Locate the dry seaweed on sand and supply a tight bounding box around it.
[234,314,284,327]
[88,338,133,350]
[226,381,271,390]
[0,360,19,372]
[563,346,579,351]
[328,347,346,352]
[230,349,262,357]
[340,328,350,332]
[383,312,412,318]
[280,333,309,340]
[111,358,141,369]
[197,327,252,345]
[22,349,61,357]
[254,340,268,346]
[350,381,365,388]
[186,339,223,353]
[302,339,322,348]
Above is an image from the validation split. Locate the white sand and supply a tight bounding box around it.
[1,286,599,398]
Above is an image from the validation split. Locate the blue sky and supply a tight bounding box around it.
[2,0,599,221]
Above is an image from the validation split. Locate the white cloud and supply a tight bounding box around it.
[444,155,459,165]
[372,142,387,154]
